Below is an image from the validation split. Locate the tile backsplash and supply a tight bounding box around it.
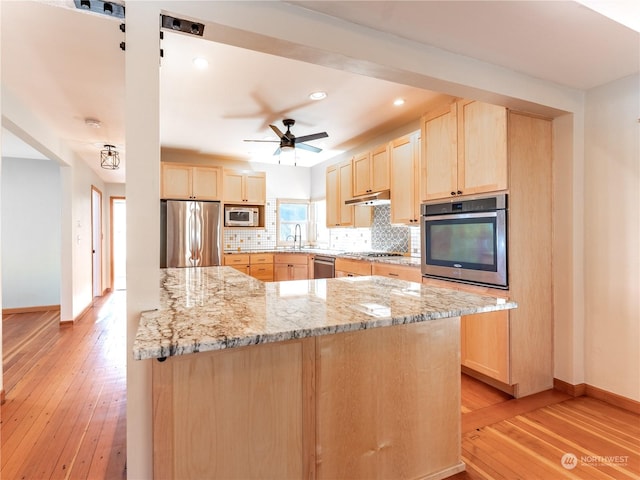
[224,199,421,257]
[371,205,409,253]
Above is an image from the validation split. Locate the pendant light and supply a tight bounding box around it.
[100,144,120,170]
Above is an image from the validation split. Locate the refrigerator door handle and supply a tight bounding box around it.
[193,203,202,266]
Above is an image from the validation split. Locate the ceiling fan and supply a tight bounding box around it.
[244,118,328,156]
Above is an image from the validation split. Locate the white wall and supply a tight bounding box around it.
[583,73,640,401]
[1,91,107,321]
[1,157,61,308]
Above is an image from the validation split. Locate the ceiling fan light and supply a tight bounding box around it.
[279,145,296,166]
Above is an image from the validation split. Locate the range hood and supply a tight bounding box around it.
[345,190,391,206]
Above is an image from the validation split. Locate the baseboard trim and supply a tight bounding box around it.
[462,366,516,397]
[3,304,61,315]
[585,384,640,415]
[59,301,93,326]
[554,378,639,414]
[553,378,586,397]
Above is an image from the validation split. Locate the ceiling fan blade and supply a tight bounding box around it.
[243,139,279,143]
[295,142,322,153]
[270,124,285,139]
[294,132,328,143]
[273,147,281,156]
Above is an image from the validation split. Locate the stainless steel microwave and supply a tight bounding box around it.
[224,206,259,227]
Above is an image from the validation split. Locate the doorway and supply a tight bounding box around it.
[110,197,126,290]
[91,186,103,298]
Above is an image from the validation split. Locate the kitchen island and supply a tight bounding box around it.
[134,267,516,480]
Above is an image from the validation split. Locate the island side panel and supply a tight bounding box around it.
[152,338,315,479]
[315,319,464,480]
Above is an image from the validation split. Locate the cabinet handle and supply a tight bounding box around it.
[457,190,463,195]
[388,273,399,277]
[450,191,456,196]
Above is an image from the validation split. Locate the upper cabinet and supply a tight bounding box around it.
[161,163,222,200]
[390,131,421,225]
[326,159,371,228]
[352,144,390,196]
[223,169,266,204]
[421,100,508,201]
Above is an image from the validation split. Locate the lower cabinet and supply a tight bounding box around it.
[334,258,372,277]
[223,254,250,275]
[371,263,421,282]
[249,253,274,282]
[274,253,309,281]
[223,253,274,281]
[461,310,510,384]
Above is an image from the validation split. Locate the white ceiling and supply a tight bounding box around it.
[1,1,638,183]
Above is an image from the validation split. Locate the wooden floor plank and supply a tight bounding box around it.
[2,293,127,479]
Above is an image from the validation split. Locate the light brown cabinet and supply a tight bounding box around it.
[390,131,421,224]
[461,310,510,383]
[274,253,309,281]
[421,100,508,201]
[249,253,274,281]
[371,262,421,282]
[326,160,372,228]
[420,110,553,398]
[334,258,371,277]
[223,253,251,275]
[224,253,274,281]
[161,163,222,200]
[223,169,266,204]
[352,143,390,196]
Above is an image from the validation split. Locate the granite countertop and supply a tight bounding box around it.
[133,266,516,360]
[224,249,422,267]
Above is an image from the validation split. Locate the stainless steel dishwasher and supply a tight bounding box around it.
[313,255,335,279]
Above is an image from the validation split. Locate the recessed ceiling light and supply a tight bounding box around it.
[393,98,406,106]
[309,91,327,101]
[192,57,209,69]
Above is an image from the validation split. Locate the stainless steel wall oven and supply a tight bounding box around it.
[421,193,508,289]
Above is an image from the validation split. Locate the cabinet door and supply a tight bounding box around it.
[352,152,371,196]
[250,264,274,281]
[161,164,192,200]
[338,160,354,226]
[192,166,221,200]
[370,143,390,193]
[390,133,420,225]
[244,172,266,204]
[457,100,508,195]
[290,264,308,280]
[223,170,245,203]
[326,165,340,227]
[461,310,510,383]
[421,104,458,201]
[274,264,290,281]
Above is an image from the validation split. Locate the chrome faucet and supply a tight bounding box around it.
[294,223,302,250]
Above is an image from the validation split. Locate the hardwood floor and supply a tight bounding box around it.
[2,292,127,479]
[2,292,638,479]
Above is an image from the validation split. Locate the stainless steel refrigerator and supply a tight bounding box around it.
[160,200,222,268]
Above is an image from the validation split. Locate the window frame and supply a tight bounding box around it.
[276,198,312,248]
